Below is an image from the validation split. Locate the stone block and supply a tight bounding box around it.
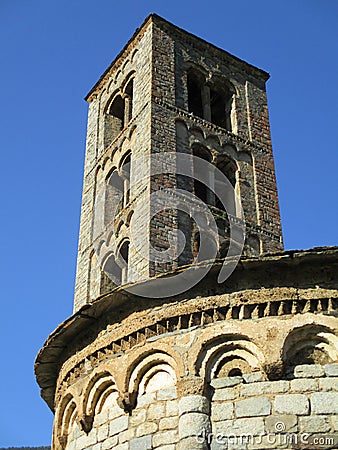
[210,376,243,389]
[325,363,338,377]
[311,392,338,414]
[93,443,101,450]
[265,414,297,433]
[177,436,208,450]
[137,392,156,408]
[274,394,309,415]
[153,429,179,447]
[147,401,166,420]
[179,412,210,439]
[241,380,289,396]
[119,427,135,443]
[166,400,178,417]
[293,364,325,378]
[319,377,338,391]
[236,397,271,417]
[299,416,331,433]
[213,417,265,436]
[130,408,146,426]
[102,436,118,449]
[94,409,109,426]
[331,415,338,431]
[109,415,128,436]
[136,420,158,437]
[156,386,178,400]
[243,372,265,383]
[290,378,318,392]
[97,423,108,442]
[212,387,238,401]
[179,395,210,415]
[159,416,179,430]
[108,405,124,420]
[130,434,152,450]
[211,402,234,421]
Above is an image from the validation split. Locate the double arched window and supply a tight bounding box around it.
[104,74,135,146]
[186,68,235,132]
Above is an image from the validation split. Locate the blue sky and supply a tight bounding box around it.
[0,0,337,446]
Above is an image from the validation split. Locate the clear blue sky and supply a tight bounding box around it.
[0,0,337,446]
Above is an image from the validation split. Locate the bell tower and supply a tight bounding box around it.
[36,15,338,450]
[74,13,283,312]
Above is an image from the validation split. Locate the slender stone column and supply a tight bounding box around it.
[202,85,211,122]
[177,376,211,450]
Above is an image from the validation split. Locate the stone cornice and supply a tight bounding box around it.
[35,247,338,411]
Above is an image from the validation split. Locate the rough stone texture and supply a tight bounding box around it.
[294,364,325,378]
[33,13,338,450]
[274,394,309,415]
[235,397,271,417]
[178,395,210,415]
[311,392,338,414]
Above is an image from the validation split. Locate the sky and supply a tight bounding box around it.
[0,0,337,446]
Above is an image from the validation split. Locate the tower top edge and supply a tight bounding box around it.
[85,13,270,102]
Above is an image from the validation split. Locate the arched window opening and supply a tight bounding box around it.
[120,153,131,206]
[118,240,130,284]
[101,254,121,293]
[187,71,204,118]
[124,78,134,123]
[104,169,124,225]
[192,145,213,205]
[215,157,237,214]
[186,69,235,132]
[228,368,243,377]
[210,87,233,131]
[109,94,125,132]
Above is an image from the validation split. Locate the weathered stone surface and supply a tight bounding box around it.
[290,378,318,392]
[153,430,179,447]
[319,377,338,391]
[147,402,166,420]
[210,377,243,389]
[236,397,271,417]
[159,416,179,430]
[325,363,338,377]
[213,387,238,401]
[241,381,289,396]
[265,414,297,433]
[299,416,331,433]
[211,402,234,421]
[243,372,265,383]
[311,392,338,414]
[179,395,210,415]
[179,412,210,439]
[274,394,309,415]
[136,421,158,437]
[157,387,178,401]
[109,415,128,436]
[293,364,325,378]
[130,435,152,450]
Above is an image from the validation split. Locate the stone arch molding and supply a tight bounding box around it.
[125,345,185,409]
[192,331,265,382]
[283,323,338,368]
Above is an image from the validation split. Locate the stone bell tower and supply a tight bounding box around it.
[35,14,338,450]
[73,13,283,313]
